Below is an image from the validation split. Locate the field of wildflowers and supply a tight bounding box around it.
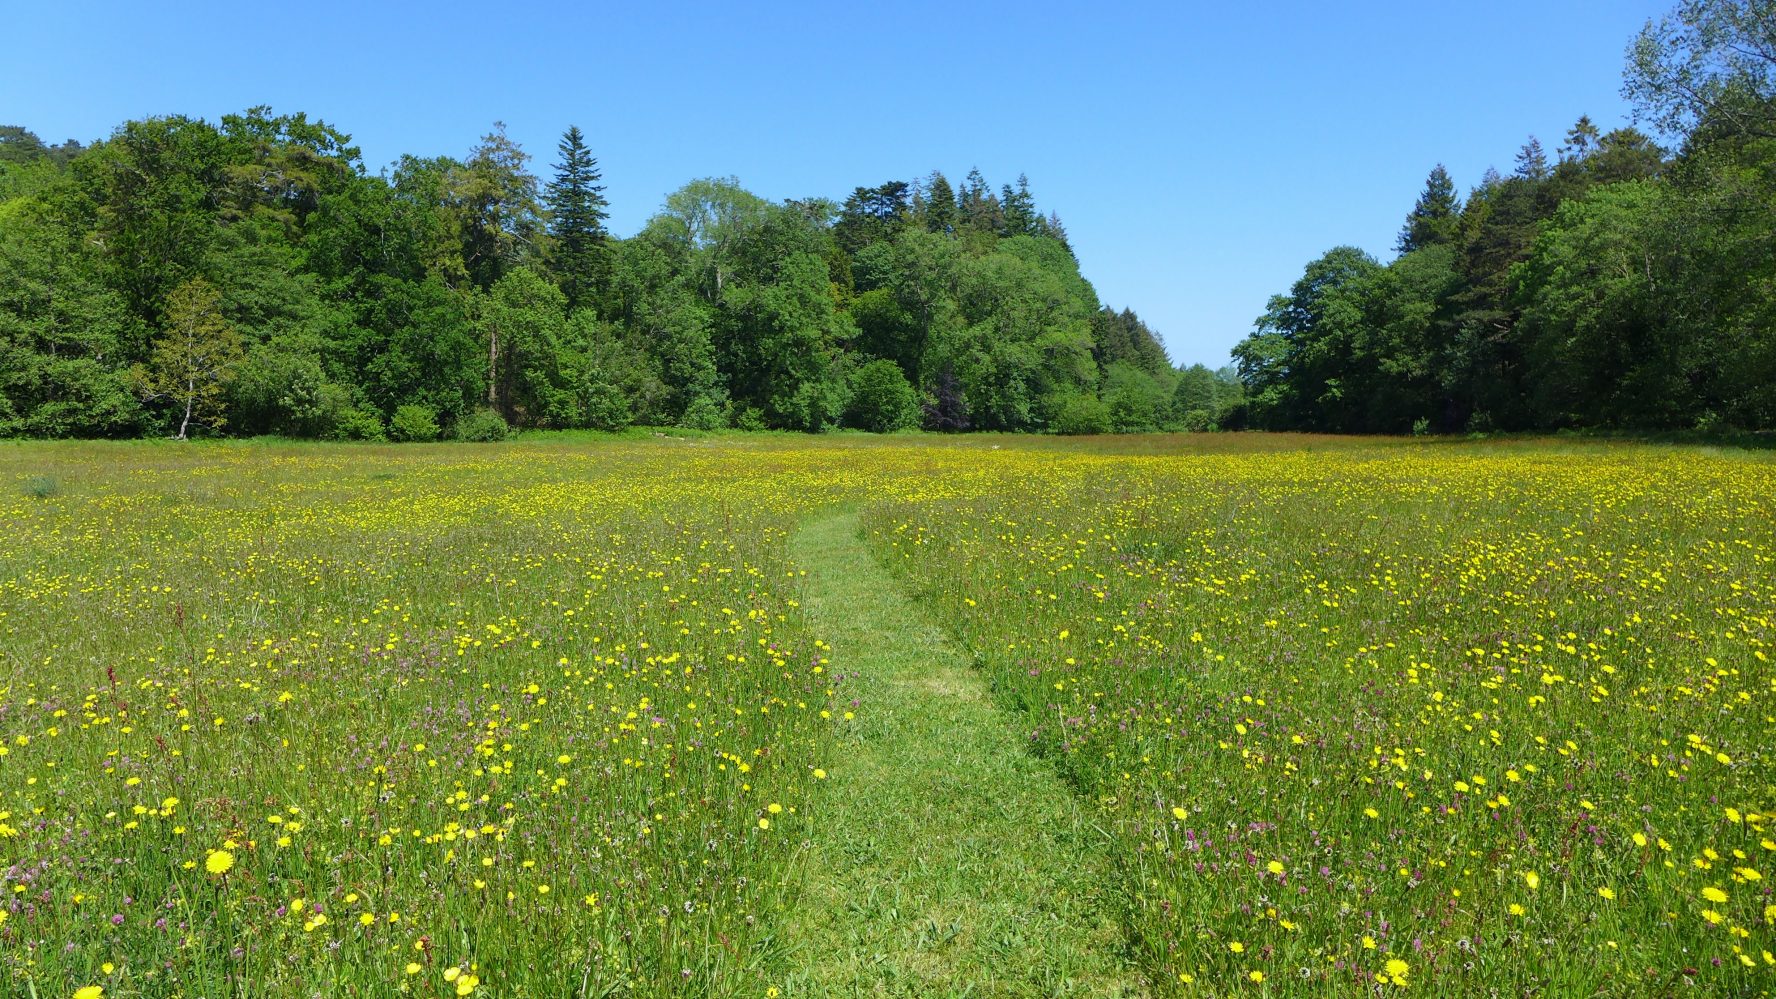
[2,434,1772,997]
[867,438,1776,995]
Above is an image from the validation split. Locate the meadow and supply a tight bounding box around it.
[0,434,1771,997]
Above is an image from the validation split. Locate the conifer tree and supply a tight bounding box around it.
[1396,164,1461,253]
[545,125,610,311]
[924,171,957,234]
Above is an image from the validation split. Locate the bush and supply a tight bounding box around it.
[22,475,57,499]
[846,359,921,433]
[581,382,634,432]
[454,408,509,442]
[679,395,728,431]
[1050,393,1111,435]
[389,404,440,442]
[327,405,387,442]
[1178,408,1216,433]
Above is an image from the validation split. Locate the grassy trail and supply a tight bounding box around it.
[774,510,1145,998]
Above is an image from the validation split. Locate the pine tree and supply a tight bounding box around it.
[924,171,956,234]
[960,167,1002,233]
[1045,211,1072,252]
[1396,164,1461,254]
[545,125,610,312]
[1514,136,1550,180]
[1001,174,1038,236]
[1560,115,1600,161]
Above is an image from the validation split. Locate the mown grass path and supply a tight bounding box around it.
[773,510,1145,998]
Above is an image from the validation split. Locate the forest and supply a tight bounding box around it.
[2,1,1771,441]
[1234,0,1776,434]
[0,115,1233,441]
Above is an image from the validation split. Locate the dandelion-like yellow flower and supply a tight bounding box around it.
[204,850,234,876]
[75,988,104,999]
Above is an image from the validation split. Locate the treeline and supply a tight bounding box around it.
[0,116,1239,440]
[1233,0,1776,434]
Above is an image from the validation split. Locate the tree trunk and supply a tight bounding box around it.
[178,376,194,441]
[487,322,500,412]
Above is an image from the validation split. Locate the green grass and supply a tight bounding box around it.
[1,434,1771,997]
[773,511,1143,997]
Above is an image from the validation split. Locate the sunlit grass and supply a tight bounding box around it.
[3,434,1772,996]
[866,439,1776,995]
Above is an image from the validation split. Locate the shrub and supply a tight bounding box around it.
[679,395,728,431]
[1050,393,1111,435]
[327,405,387,442]
[389,404,441,442]
[581,382,634,432]
[846,360,921,433]
[23,475,57,499]
[455,408,509,442]
[1179,408,1216,433]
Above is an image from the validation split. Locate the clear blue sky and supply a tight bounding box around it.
[8,1,1672,368]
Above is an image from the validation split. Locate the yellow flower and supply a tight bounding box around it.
[757,818,770,830]
[1172,806,1187,820]
[1267,860,1285,876]
[406,963,422,975]
[75,988,104,999]
[1703,886,1728,904]
[813,769,827,780]
[1523,871,1540,891]
[1249,970,1264,983]
[205,850,234,876]
[1384,958,1409,985]
[1229,941,1244,953]
[1598,886,1616,901]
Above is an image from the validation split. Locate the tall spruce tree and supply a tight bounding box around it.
[1396,164,1461,253]
[545,125,610,312]
[924,171,957,234]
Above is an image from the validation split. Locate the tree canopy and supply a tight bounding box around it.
[1229,0,1776,435]
[0,116,1229,439]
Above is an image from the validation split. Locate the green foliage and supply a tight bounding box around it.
[136,278,244,439]
[21,474,57,498]
[1397,164,1461,253]
[544,126,609,311]
[389,403,441,442]
[454,407,509,441]
[1050,392,1111,435]
[327,403,387,442]
[0,108,1192,439]
[845,359,920,432]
